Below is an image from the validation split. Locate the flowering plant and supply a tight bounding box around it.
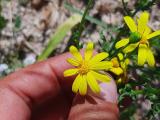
[64,10,160,119]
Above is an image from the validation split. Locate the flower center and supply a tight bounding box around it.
[78,60,89,75]
[139,37,147,44]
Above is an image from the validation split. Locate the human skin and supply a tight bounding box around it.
[0,52,119,120]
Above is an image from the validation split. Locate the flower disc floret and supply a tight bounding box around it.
[78,60,89,75]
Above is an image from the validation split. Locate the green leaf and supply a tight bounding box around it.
[14,16,21,29]
[65,0,93,49]
[120,103,137,120]
[18,0,29,6]
[0,15,7,30]
[64,2,118,31]
[38,14,82,61]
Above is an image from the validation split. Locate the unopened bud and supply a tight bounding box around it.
[129,32,141,43]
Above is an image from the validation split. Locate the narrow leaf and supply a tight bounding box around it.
[38,14,82,61]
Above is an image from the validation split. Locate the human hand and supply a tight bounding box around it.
[0,52,119,120]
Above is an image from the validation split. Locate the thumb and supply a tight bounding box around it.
[68,80,119,120]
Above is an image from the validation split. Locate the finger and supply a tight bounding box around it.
[31,93,72,120]
[0,52,74,120]
[0,52,73,104]
[68,80,119,120]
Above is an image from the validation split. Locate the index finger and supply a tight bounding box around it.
[0,52,73,105]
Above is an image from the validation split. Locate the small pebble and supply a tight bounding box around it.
[23,54,36,66]
[0,64,8,73]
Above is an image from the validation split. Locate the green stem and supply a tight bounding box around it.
[133,90,143,94]
[78,0,93,34]
[0,0,2,14]
[121,0,130,15]
[75,0,93,48]
[64,0,94,50]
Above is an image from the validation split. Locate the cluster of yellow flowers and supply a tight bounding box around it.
[64,12,160,95]
[116,11,160,67]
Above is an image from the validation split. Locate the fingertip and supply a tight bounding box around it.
[68,74,119,120]
[99,80,118,103]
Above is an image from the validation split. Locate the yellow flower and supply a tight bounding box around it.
[109,53,129,77]
[109,57,123,76]
[63,42,112,95]
[116,53,130,84]
[115,11,160,67]
[118,53,130,72]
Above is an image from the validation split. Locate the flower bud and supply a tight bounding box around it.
[129,32,141,43]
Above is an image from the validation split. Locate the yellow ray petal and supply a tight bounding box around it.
[147,30,160,39]
[142,26,151,37]
[125,58,130,65]
[115,38,129,49]
[90,52,109,63]
[67,58,80,66]
[138,12,149,35]
[111,57,119,67]
[118,53,124,61]
[120,62,126,70]
[109,67,123,76]
[90,61,113,70]
[146,48,155,67]
[124,16,137,32]
[138,44,147,66]
[69,46,82,61]
[121,59,130,70]
[90,71,111,82]
[72,74,81,93]
[123,43,139,53]
[84,42,94,61]
[79,75,87,95]
[63,68,78,77]
[139,11,149,24]
[116,78,123,84]
[87,72,100,93]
